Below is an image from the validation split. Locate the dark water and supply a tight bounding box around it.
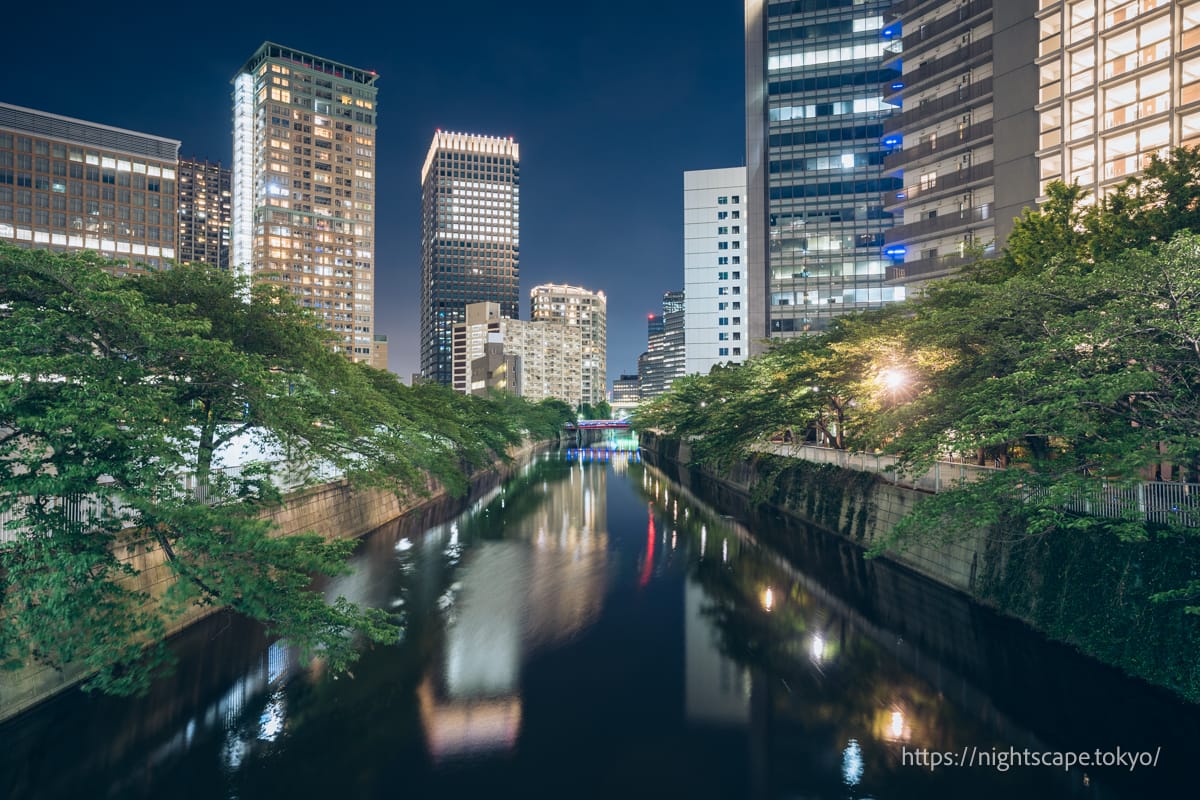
[2,447,1199,799]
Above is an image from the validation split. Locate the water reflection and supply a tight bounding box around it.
[0,450,1196,799]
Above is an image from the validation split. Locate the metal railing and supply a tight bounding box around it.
[757,442,1200,528]
[757,442,999,493]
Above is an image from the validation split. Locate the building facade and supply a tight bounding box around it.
[451,302,580,406]
[746,0,905,351]
[177,157,231,269]
[1036,0,1200,200]
[529,283,607,407]
[420,131,520,386]
[0,103,180,273]
[610,374,641,416]
[684,167,749,375]
[639,290,686,399]
[881,0,1039,288]
[232,42,380,366]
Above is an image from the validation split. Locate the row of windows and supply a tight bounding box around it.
[768,69,897,98]
[767,16,882,44]
[769,96,888,121]
[769,177,902,200]
[717,347,743,357]
[770,151,886,174]
[768,0,858,18]
[716,209,741,220]
[717,301,742,311]
[769,123,887,148]
[716,271,742,280]
[717,317,743,326]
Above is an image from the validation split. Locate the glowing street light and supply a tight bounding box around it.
[879,368,908,393]
[762,587,775,611]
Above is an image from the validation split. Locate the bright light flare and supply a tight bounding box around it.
[879,368,908,392]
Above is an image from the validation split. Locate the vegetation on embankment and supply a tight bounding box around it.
[0,245,575,694]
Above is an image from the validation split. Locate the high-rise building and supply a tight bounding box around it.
[420,131,520,386]
[529,283,607,407]
[611,374,641,416]
[451,302,581,406]
[177,157,231,269]
[639,290,686,399]
[880,0,1039,288]
[1036,0,1200,200]
[684,167,748,375]
[746,0,906,351]
[232,42,380,366]
[0,103,180,273]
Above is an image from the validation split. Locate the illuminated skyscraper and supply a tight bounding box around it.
[176,157,231,269]
[420,131,520,386]
[232,42,381,366]
[746,0,904,349]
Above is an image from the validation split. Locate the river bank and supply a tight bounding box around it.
[0,439,551,724]
[640,432,1200,704]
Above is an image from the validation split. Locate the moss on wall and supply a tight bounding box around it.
[643,433,1200,703]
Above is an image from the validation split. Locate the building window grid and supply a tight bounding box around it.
[1037,0,1187,195]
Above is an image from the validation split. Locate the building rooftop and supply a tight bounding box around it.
[237,42,379,87]
[0,103,180,162]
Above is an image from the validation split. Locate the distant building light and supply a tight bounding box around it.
[891,82,905,90]
[884,246,907,258]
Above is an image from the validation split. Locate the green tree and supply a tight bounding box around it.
[0,248,571,694]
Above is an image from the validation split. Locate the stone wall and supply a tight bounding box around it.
[0,441,546,723]
[643,432,1200,702]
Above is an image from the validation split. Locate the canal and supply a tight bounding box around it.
[2,445,1198,798]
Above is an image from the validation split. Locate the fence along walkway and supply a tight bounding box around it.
[756,442,1200,529]
[0,458,344,544]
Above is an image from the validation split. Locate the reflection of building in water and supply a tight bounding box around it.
[685,581,750,727]
[420,462,610,761]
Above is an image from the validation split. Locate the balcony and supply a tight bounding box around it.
[883,118,994,172]
[896,36,993,97]
[886,161,995,211]
[898,0,993,57]
[884,203,994,244]
[884,252,986,284]
[884,77,993,134]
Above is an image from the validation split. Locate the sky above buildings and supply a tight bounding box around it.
[1,0,745,383]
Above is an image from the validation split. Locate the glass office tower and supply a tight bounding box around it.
[420,131,520,386]
[746,0,904,347]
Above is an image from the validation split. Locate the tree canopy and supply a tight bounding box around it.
[0,246,574,693]
[637,147,1200,578]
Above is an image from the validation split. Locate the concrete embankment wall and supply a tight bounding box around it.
[642,433,1200,703]
[0,441,546,723]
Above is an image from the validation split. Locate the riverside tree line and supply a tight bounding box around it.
[638,148,1200,611]
[0,249,574,694]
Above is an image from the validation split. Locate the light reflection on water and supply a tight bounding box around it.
[0,449,1196,799]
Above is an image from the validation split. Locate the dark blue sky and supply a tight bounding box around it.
[2,0,745,383]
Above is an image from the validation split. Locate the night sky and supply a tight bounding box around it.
[1,0,746,384]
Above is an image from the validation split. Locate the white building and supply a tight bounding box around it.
[684,167,748,375]
[452,302,583,407]
[529,283,607,408]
